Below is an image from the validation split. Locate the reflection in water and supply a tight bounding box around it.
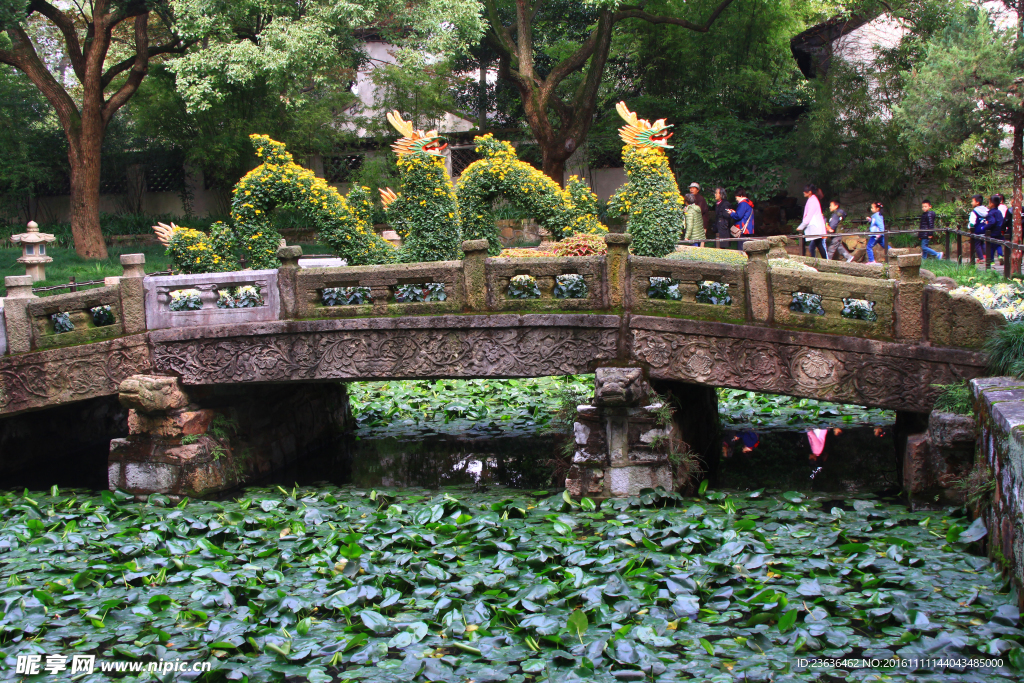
[266,430,558,490]
[717,426,897,493]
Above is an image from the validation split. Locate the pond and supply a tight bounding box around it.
[0,485,1018,682]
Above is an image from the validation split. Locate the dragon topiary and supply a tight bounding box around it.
[606,102,684,258]
[457,134,604,255]
[378,112,463,262]
[156,135,397,273]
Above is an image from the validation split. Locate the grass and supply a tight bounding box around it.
[924,259,1014,287]
[0,245,172,297]
[984,320,1024,377]
[931,381,973,415]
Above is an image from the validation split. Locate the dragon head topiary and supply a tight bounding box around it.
[386,111,448,156]
[615,102,674,149]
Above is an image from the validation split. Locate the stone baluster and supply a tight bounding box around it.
[3,275,36,353]
[461,239,490,311]
[276,245,302,320]
[895,253,924,342]
[604,233,631,309]
[743,239,771,324]
[118,253,147,334]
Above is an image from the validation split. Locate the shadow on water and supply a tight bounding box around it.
[265,429,560,490]
[715,426,899,493]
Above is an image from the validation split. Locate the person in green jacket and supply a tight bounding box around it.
[683,194,704,244]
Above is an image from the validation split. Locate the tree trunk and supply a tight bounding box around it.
[543,155,565,187]
[1012,121,1022,274]
[477,56,488,130]
[68,114,109,260]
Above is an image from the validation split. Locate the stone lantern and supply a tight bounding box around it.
[10,221,55,281]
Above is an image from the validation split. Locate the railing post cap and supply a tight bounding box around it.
[743,239,770,254]
[119,253,145,266]
[277,245,303,260]
[4,275,35,298]
[604,233,632,246]
[897,253,922,267]
[461,239,490,253]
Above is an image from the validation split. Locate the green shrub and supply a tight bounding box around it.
[790,292,824,315]
[606,145,683,258]
[216,285,263,309]
[696,281,731,305]
[841,298,877,321]
[507,274,541,299]
[394,283,446,303]
[322,287,371,306]
[169,289,203,311]
[553,274,587,299]
[90,305,115,326]
[457,135,604,255]
[167,227,226,274]
[648,277,682,300]
[985,320,1024,377]
[385,152,463,263]
[51,312,73,333]
[931,381,973,415]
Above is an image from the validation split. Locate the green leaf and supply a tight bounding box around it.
[778,609,797,632]
[698,637,714,655]
[567,609,588,642]
[358,610,390,633]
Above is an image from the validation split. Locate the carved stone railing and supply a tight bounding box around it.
[143,270,280,330]
[484,255,607,312]
[629,256,747,324]
[0,236,1006,360]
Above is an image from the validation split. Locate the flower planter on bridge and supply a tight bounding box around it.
[143,270,281,330]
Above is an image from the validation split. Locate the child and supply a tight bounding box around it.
[826,200,852,261]
[866,202,885,263]
[986,195,1004,264]
[919,200,941,259]
[968,194,989,262]
[683,194,704,244]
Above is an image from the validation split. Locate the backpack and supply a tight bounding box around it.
[972,206,988,234]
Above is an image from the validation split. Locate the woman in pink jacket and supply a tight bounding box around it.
[796,184,829,259]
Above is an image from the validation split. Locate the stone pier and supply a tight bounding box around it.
[108,375,350,499]
[565,368,715,498]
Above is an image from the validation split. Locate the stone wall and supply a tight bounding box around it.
[971,377,1024,607]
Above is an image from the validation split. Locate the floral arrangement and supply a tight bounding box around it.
[606,103,683,258]
[457,135,604,255]
[507,274,541,299]
[552,233,607,257]
[379,112,463,263]
[952,282,1024,321]
[842,298,877,321]
[769,258,818,272]
[160,135,397,273]
[394,282,447,303]
[499,248,555,258]
[553,274,588,299]
[322,286,372,306]
[648,277,682,300]
[667,247,747,265]
[90,305,115,327]
[217,285,264,309]
[169,289,203,311]
[696,281,732,305]
[51,312,74,333]
[790,292,824,315]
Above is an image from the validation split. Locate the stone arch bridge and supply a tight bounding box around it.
[0,235,996,419]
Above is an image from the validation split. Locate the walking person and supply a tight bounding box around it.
[795,184,828,259]
[689,183,712,245]
[986,195,1005,265]
[826,200,853,261]
[729,188,755,251]
[713,187,733,249]
[968,194,989,262]
[682,194,704,244]
[866,202,886,263]
[919,199,941,260]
